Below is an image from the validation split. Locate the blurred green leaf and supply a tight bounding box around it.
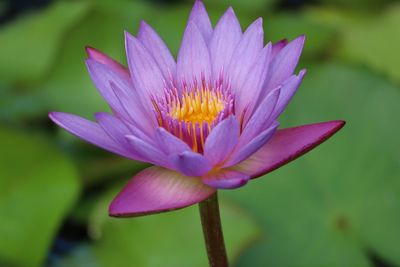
[52,185,261,267]
[0,127,80,267]
[203,0,278,13]
[223,63,400,266]
[264,12,337,58]
[0,1,91,84]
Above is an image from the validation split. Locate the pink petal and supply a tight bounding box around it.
[188,0,213,42]
[202,169,250,189]
[109,166,215,217]
[209,7,242,79]
[49,112,136,160]
[171,151,212,177]
[125,32,166,99]
[233,121,346,178]
[204,116,240,165]
[85,46,129,79]
[228,18,264,93]
[155,127,191,154]
[137,21,176,80]
[271,39,288,58]
[224,122,279,167]
[264,35,305,90]
[176,21,211,89]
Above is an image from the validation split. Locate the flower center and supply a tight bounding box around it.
[152,81,234,153]
[169,88,225,125]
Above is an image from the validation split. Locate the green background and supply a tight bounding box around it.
[0,0,399,266]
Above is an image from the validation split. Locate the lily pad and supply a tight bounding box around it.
[0,1,91,84]
[0,128,80,267]
[51,184,261,267]
[223,63,400,266]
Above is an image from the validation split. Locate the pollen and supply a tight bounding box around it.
[169,88,225,125]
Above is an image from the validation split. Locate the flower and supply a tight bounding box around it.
[49,0,345,217]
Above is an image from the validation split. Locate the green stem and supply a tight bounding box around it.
[199,192,229,267]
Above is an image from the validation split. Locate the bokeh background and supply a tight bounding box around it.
[1,0,399,266]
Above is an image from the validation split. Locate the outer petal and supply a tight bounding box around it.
[204,116,239,165]
[125,32,166,99]
[109,166,215,217]
[202,169,250,189]
[49,112,136,160]
[234,121,346,178]
[155,127,191,154]
[271,69,306,119]
[228,18,264,92]
[264,35,305,91]
[85,46,129,79]
[224,122,279,167]
[137,21,176,80]
[188,0,213,42]
[171,151,212,177]
[176,21,211,89]
[209,7,242,79]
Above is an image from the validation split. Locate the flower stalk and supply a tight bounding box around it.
[199,192,229,267]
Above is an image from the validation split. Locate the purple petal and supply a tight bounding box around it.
[125,135,171,169]
[155,127,191,154]
[204,116,239,165]
[85,59,132,121]
[264,35,305,90]
[176,21,211,89]
[109,166,215,217]
[240,88,280,144]
[85,46,129,79]
[235,43,272,120]
[209,7,242,79]
[271,69,306,119]
[137,21,176,80]
[224,122,279,167]
[125,32,165,99]
[228,18,264,92]
[233,121,346,178]
[271,39,288,58]
[49,112,136,160]
[171,151,212,177]
[202,169,250,189]
[188,0,213,42]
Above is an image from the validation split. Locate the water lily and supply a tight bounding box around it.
[49,0,344,226]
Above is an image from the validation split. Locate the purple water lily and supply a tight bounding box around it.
[49,1,344,218]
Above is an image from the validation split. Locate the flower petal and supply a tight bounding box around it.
[85,46,129,79]
[137,21,176,80]
[264,35,305,90]
[109,166,215,217]
[85,59,132,121]
[224,122,279,167]
[155,127,191,154]
[202,169,250,189]
[271,39,288,58]
[125,31,166,99]
[188,0,213,42]
[228,18,264,92]
[171,151,212,176]
[125,134,171,169]
[176,21,211,89]
[209,7,242,79]
[49,112,135,159]
[271,69,306,119]
[234,121,346,178]
[235,43,272,120]
[204,116,239,165]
